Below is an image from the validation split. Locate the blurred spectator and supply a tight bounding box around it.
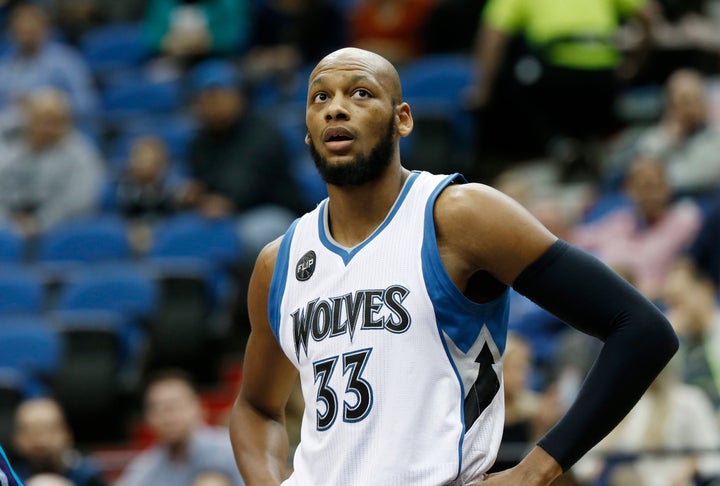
[116,369,244,486]
[487,333,541,473]
[142,0,250,71]
[573,359,720,486]
[241,0,344,98]
[0,3,98,133]
[662,260,720,414]
[113,136,181,222]
[570,156,702,300]
[109,136,184,254]
[0,88,105,238]
[192,469,234,486]
[468,0,658,178]
[181,59,302,258]
[10,398,108,486]
[607,68,720,197]
[348,0,436,66]
[25,473,75,486]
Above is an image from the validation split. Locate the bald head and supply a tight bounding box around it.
[311,48,403,104]
[24,88,72,149]
[25,474,74,486]
[25,88,71,119]
[667,68,705,95]
[665,68,707,130]
[13,398,71,468]
[15,398,67,431]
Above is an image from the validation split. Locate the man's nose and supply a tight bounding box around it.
[325,95,350,121]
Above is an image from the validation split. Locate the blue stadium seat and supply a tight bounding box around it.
[272,105,326,206]
[55,265,158,324]
[398,54,476,173]
[143,214,242,368]
[35,217,131,272]
[148,213,243,271]
[52,266,158,420]
[0,266,45,315]
[79,22,149,80]
[101,78,182,123]
[399,54,475,105]
[292,153,327,207]
[0,227,23,264]
[0,317,62,397]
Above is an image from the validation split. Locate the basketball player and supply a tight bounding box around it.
[228,47,678,485]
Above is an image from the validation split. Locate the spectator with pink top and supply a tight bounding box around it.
[571,155,702,300]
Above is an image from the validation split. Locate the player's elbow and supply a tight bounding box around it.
[653,315,679,365]
[621,307,679,371]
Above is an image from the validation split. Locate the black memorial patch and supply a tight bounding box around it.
[296,250,316,281]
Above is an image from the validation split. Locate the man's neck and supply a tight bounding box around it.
[325,166,410,248]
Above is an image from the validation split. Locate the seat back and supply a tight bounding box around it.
[399,54,476,173]
[80,22,149,80]
[55,266,158,323]
[0,267,44,315]
[148,214,243,270]
[0,317,62,396]
[36,217,131,264]
[0,228,22,264]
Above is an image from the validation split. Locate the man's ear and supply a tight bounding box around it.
[305,132,311,145]
[396,102,413,138]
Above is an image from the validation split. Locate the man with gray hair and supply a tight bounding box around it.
[0,88,105,238]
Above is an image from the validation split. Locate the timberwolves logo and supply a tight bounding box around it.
[296,250,316,281]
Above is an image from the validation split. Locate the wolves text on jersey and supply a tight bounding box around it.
[291,285,411,360]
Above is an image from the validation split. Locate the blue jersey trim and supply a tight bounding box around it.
[0,445,24,485]
[421,174,509,353]
[268,218,301,343]
[318,171,420,265]
[421,173,511,480]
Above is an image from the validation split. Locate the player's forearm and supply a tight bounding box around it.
[229,397,291,485]
[513,240,678,470]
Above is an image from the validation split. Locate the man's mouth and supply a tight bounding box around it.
[323,127,355,152]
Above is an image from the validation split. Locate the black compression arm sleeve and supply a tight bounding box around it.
[512,240,678,471]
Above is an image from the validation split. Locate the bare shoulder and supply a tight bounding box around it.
[245,236,285,329]
[434,182,557,285]
[252,236,284,287]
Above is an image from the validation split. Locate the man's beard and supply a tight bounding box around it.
[308,116,396,187]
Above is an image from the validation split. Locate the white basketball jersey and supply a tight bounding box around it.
[268,171,510,486]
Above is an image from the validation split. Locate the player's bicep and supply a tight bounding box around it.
[239,240,298,420]
[435,183,557,285]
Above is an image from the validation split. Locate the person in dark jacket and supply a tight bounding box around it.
[182,59,306,258]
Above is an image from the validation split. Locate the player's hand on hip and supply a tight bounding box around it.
[480,446,563,485]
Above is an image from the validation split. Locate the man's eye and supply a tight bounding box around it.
[353,89,370,99]
[313,93,328,103]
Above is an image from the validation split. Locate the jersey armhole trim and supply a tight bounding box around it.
[268,218,300,343]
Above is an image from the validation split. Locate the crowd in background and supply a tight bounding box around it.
[0,0,719,485]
